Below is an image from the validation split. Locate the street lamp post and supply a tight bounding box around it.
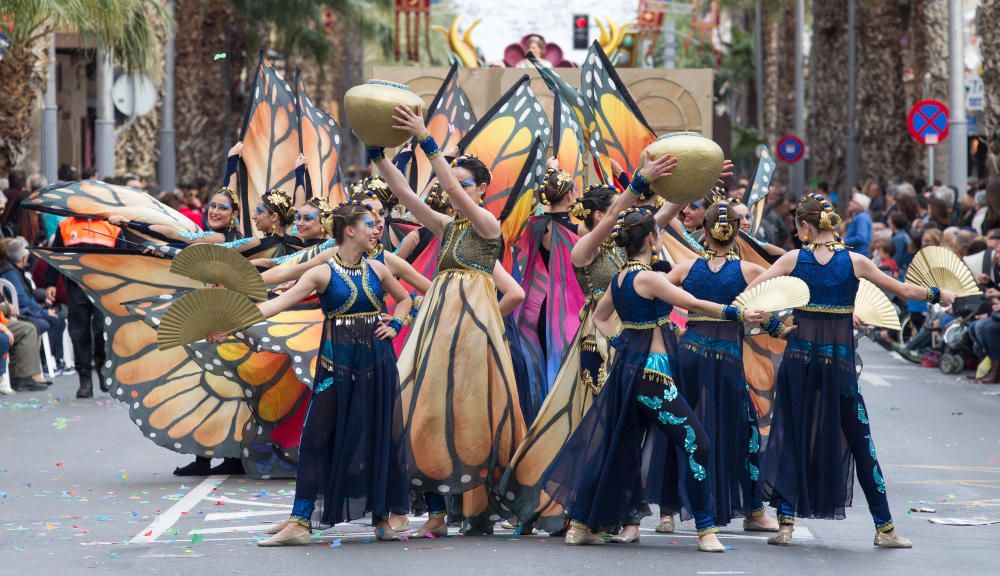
[158,0,177,191]
[94,45,115,179]
[948,0,968,195]
[792,0,806,196]
[41,34,57,183]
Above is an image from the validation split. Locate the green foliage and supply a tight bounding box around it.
[2,0,168,76]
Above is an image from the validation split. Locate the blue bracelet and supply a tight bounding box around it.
[367,146,386,162]
[722,305,743,322]
[629,168,652,199]
[223,155,239,186]
[765,314,783,336]
[387,317,404,335]
[219,236,254,249]
[417,133,441,159]
[927,286,941,304]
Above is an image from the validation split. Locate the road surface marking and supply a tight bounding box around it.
[861,372,893,387]
[129,475,228,544]
[205,510,289,522]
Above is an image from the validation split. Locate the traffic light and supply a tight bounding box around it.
[573,14,589,50]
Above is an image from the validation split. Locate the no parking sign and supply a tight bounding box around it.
[908,99,949,145]
[777,134,804,164]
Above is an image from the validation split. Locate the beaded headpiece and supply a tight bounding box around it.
[425,181,453,215]
[262,189,296,224]
[709,199,736,242]
[540,168,574,206]
[805,191,837,230]
[610,207,648,241]
[305,196,332,213]
[570,199,591,220]
[351,175,397,210]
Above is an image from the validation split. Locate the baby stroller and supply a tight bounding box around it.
[939,295,991,374]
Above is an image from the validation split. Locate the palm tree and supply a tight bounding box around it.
[981,0,1000,173]
[808,0,849,192]
[0,0,166,172]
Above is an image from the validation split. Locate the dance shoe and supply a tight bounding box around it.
[266,519,290,535]
[767,524,794,546]
[375,525,401,541]
[743,514,780,532]
[608,527,640,544]
[209,458,245,475]
[655,515,675,533]
[874,530,912,549]
[257,528,312,547]
[697,533,726,553]
[564,526,606,546]
[411,522,448,539]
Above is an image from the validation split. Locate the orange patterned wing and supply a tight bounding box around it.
[582,41,657,175]
[408,63,478,196]
[500,138,547,271]
[530,55,612,184]
[459,75,552,221]
[296,70,344,205]
[126,293,310,479]
[553,94,586,191]
[238,307,324,389]
[32,249,252,458]
[22,180,199,242]
[239,54,299,236]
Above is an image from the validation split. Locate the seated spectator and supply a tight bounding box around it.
[0,237,67,373]
[970,298,1000,383]
[873,237,898,278]
[0,293,51,391]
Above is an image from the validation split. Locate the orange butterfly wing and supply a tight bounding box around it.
[296,70,344,205]
[239,54,299,236]
[553,95,586,192]
[582,42,657,176]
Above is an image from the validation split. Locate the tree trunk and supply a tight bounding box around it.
[174,0,247,186]
[981,0,1000,174]
[0,41,46,173]
[857,0,914,185]
[808,0,849,192]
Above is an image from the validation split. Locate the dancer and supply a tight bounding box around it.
[370,105,526,535]
[213,201,413,546]
[745,193,955,548]
[658,199,781,532]
[497,154,676,534]
[511,163,582,423]
[295,196,333,248]
[543,205,763,552]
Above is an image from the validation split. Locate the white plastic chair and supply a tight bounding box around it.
[0,276,55,378]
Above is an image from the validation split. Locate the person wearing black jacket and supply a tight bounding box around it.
[45,217,124,398]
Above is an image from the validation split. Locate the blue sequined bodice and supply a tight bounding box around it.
[792,248,858,311]
[610,267,673,330]
[320,257,383,317]
[682,258,747,305]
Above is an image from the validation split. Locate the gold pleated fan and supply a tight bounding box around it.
[157,288,264,351]
[170,244,267,301]
[906,246,981,297]
[733,276,810,313]
[854,279,901,330]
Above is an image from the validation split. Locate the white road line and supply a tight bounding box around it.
[189,524,277,535]
[861,372,893,387]
[129,475,228,544]
[204,495,293,508]
[205,510,289,522]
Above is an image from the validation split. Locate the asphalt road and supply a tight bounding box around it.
[1,340,998,575]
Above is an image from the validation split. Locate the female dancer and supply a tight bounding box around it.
[370,104,527,536]
[512,163,582,423]
[658,199,781,532]
[496,154,676,534]
[746,193,955,548]
[295,197,332,248]
[213,201,413,546]
[544,206,763,552]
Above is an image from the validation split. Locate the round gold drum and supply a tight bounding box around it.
[640,132,724,204]
[344,80,424,148]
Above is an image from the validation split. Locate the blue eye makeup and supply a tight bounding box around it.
[459,178,475,188]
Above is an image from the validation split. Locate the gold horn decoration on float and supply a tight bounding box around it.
[432,16,481,68]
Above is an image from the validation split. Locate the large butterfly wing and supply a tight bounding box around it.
[459,75,552,221]
[296,70,344,205]
[553,95,586,192]
[125,293,309,479]
[499,138,547,271]
[746,145,776,236]
[582,41,657,176]
[32,249,252,458]
[239,54,299,236]
[408,63,478,197]
[735,232,785,436]
[530,55,611,184]
[237,307,324,389]
[22,180,199,242]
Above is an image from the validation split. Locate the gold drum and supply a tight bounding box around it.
[344,80,424,148]
[640,132,724,204]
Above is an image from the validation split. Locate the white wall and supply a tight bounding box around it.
[445,0,637,65]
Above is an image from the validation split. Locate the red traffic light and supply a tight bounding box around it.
[575,16,587,28]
